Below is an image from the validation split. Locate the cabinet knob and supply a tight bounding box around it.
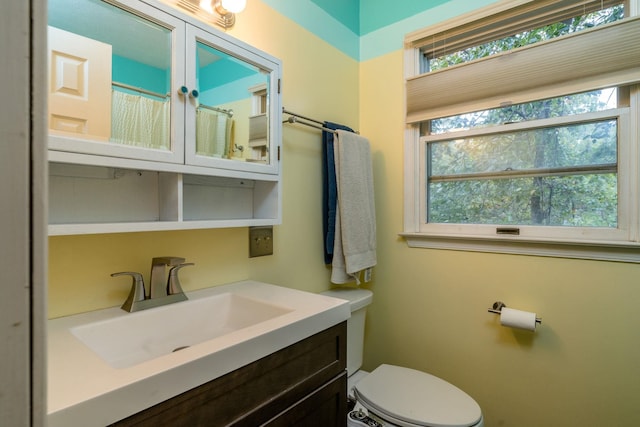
[178,86,188,96]
[189,89,199,99]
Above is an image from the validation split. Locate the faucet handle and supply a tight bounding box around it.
[167,263,194,295]
[111,271,146,312]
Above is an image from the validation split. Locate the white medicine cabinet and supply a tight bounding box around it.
[47,0,282,235]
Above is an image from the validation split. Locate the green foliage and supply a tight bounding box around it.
[429,174,617,227]
[428,6,624,71]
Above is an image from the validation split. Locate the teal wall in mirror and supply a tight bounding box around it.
[197,42,267,106]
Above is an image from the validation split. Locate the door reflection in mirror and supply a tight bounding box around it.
[48,0,172,149]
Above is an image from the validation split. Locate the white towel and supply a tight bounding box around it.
[196,109,230,158]
[331,130,376,284]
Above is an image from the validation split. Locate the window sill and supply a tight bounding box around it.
[400,232,640,263]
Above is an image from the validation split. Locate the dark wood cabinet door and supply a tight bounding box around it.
[264,372,347,427]
[111,322,347,427]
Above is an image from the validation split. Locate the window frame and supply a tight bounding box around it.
[402,0,640,262]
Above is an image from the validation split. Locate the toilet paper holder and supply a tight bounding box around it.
[488,301,542,324]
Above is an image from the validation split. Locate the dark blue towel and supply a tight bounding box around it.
[322,121,355,265]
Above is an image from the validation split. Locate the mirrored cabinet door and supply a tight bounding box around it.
[184,25,281,174]
[47,0,186,163]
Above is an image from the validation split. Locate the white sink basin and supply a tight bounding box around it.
[70,293,293,369]
[48,281,350,427]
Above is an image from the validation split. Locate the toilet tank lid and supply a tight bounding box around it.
[320,288,373,312]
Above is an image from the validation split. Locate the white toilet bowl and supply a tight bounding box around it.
[321,288,483,427]
[349,364,483,427]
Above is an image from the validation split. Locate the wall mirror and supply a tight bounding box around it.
[194,41,271,164]
[47,0,278,168]
[48,0,173,151]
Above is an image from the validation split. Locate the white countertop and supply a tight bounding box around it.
[47,281,350,427]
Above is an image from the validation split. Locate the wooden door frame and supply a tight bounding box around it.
[0,1,47,425]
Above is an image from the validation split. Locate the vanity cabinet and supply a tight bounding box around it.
[47,0,282,235]
[110,322,348,426]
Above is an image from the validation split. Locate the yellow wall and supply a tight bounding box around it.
[48,1,640,426]
[360,49,640,426]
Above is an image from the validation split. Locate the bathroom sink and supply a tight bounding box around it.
[70,292,293,369]
[48,280,350,427]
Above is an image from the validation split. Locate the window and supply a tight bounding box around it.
[403,0,640,261]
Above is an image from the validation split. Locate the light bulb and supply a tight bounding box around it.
[199,0,213,14]
[220,0,246,13]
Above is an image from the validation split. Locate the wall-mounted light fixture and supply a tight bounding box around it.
[177,0,246,29]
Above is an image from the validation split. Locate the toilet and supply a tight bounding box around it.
[321,288,483,427]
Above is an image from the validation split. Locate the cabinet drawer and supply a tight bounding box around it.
[264,372,347,427]
[111,322,347,426]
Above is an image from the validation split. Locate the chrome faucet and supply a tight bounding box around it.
[149,256,186,299]
[111,256,194,312]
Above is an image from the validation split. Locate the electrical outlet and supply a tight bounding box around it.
[249,226,273,257]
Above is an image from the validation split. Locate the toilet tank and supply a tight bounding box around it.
[320,288,373,376]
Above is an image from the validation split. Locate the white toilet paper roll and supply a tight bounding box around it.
[500,307,537,331]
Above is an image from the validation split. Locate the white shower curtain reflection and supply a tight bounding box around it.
[196,107,234,158]
[111,90,170,150]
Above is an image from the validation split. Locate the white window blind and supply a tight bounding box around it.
[406,0,622,55]
[405,1,638,123]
